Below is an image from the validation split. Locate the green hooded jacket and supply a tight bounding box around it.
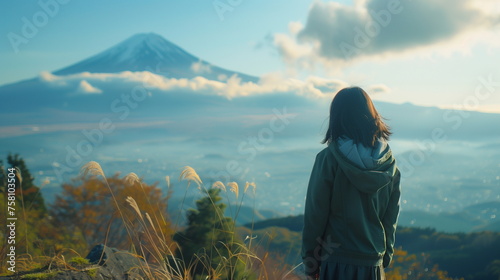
[302,139,401,275]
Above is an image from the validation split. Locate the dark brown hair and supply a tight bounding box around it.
[322,86,391,147]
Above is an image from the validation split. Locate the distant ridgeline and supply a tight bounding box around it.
[244,214,500,280]
[249,201,500,233]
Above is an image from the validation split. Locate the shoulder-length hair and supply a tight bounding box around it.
[322,87,391,147]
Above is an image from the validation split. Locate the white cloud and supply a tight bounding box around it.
[367,84,391,95]
[304,76,349,95]
[217,74,228,81]
[39,71,57,82]
[274,33,315,67]
[288,21,304,35]
[274,0,500,66]
[191,60,212,74]
[37,71,353,100]
[76,80,102,94]
[39,71,67,86]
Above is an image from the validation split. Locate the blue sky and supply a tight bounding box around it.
[1,0,499,112]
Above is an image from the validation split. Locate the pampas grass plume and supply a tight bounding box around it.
[227,182,238,198]
[124,172,141,186]
[125,196,142,219]
[80,161,105,178]
[244,181,256,194]
[165,176,170,189]
[179,166,202,188]
[212,181,226,192]
[15,167,22,183]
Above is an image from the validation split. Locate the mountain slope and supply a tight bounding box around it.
[248,202,500,233]
[54,33,258,82]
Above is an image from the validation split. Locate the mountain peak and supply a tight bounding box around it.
[128,32,164,41]
[53,33,258,82]
[125,32,173,45]
[104,32,190,64]
[118,32,170,51]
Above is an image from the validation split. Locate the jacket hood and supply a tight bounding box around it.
[329,138,397,194]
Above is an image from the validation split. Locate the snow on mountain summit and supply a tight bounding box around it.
[54,33,258,82]
[101,33,194,64]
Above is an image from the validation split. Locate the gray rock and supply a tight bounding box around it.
[84,244,147,279]
[0,245,149,280]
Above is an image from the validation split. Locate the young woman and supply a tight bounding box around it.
[302,87,401,280]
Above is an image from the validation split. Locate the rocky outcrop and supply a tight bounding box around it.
[0,244,148,280]
[83,244,146,279]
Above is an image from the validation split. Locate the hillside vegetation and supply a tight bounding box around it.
[249,215,500,280]
[1,155,499,279]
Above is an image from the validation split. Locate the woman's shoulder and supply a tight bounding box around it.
[315,145,338,164]
[316,145,330,156]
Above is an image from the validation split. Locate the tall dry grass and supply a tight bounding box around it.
[0,161,302,279]
[80,162,301,279]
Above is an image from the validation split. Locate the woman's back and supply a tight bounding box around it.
[301,87,401,280]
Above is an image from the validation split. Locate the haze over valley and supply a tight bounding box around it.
[1,33,499,232]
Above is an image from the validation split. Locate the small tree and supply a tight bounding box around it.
[174,188,253,279]
[0,159,6,190]
[6,154,46,214]
[0,155,59,273]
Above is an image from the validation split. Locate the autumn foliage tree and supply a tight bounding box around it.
[50,172,175,258]
[385,249,463,280]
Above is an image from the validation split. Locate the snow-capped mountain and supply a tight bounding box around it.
[54,33,258,82]
[0,32,262,118]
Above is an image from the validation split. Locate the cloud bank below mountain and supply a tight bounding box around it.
[38,71,352,100]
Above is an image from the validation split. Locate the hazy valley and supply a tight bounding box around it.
[1,33,499,233]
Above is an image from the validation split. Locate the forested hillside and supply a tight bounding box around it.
[248,215,500,280]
